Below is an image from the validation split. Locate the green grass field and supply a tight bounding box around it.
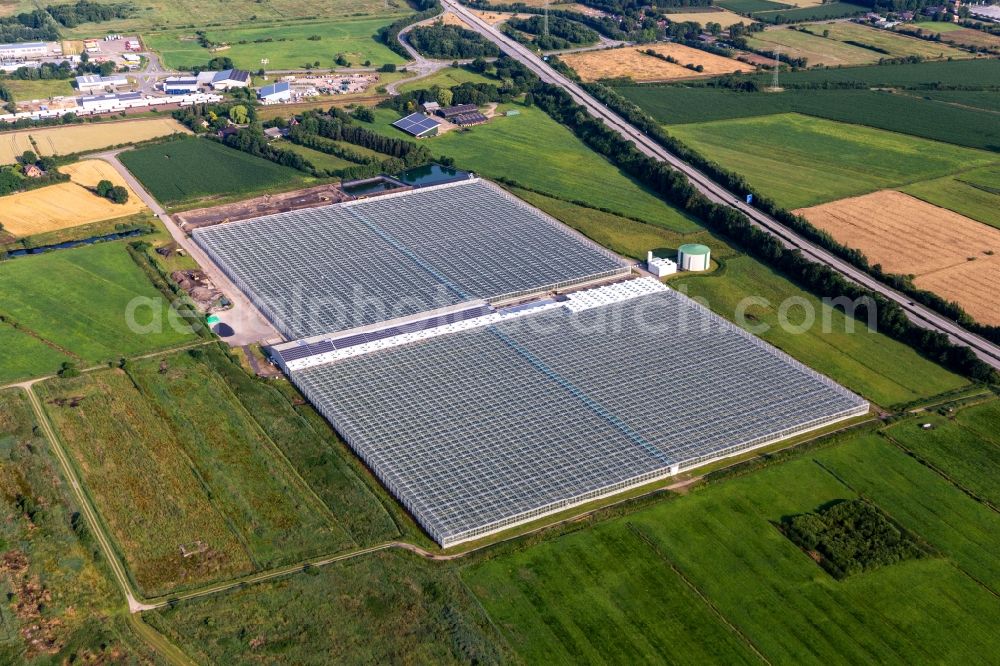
[900,165,1000,230]
[916,89,1000,113]
[371,104,701,232]
[753,57,1000,87]
[2,77,74,101]
[0,389,156,663]
[464,427,1000,663]
[672,255,968,406]
[818,434,1000,591]
[617,86,1000,151]
[509,187,719,260]
[754,1,867,21]
[0,323,72,385]
[910,20,965,32]
[881,399,1000,507]
[120,137,310,206]
[203,347,401,547]
[143,550,511,664]
[38,368,256,596]
[397,66,496,94]
[803,21,969,60]
[145,17,407,71]
[36,345,395,597]
[717,0,791,12]
[0,240,195,366]
[55,0,406,34]
[281,141,360,172]
[667,113,999,208]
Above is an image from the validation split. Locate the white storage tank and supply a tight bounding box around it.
[677,243,711,272]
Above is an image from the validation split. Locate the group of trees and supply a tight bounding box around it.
[529,82,997,382]
[377,0,442,59]
[781,500,929,579]
[503,15,600,51]
[0,11,59,43]
[45,0,134,28]
[191,56,235,74]
[94,178,129,204]
[407,23,501,59]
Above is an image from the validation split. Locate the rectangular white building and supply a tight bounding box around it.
[647,251,677,277]
[75,74,129,93]
[0,42,48,60]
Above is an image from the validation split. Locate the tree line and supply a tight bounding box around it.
[45,1,134,28]
[407,23,501,59]
[377,0,443,59]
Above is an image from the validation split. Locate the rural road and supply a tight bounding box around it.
[440,0,1000,371]
[91,148,283,346]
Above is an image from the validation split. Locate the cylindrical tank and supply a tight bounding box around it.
[677,243,711,272]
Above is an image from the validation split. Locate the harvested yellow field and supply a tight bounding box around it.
[0,118,189,164]
[664,9,752,28]
[0,130,35,165]
[0,159,147,237]
[796,190,1000,325]
[441,10,530,26]
[562,43,754,82]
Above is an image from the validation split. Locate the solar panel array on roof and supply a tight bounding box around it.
[290,285,868,547]
[393,112,441,137]
[193,179,630,339]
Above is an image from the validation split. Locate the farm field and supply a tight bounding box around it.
[561,43,753,82]
[795,190,1000,325]
[671,255,968,407]
[819,434,1000,588]
[0,240,195,363]
[0,323,72,385]
[56,0,406,34]
[38,367,249,596]
[663,8,753,27]
[753,2,868,22]
[747,25,879,65]
[882,399,1000,507]
[617,86,1000,150]
[901,165,1000,230]
[145,17,407,71]
[371,104,701,232]
[120,137,311,206]
[667,113,999,208]
[143,550,511,664]
[0,389,156,663]
[2,77,74,101]
[755,57,1000,87]
[914,89,1000,113]
[38,349,354,596]
[904,22,1000,49]
[0,118,189,164]
[0,160,146,237]
[801,21,969,60]
[718,0,791,13]
[463,428,1000,664]
[397,65,494,93]
[281,142,359,172]
[199,348,401,547]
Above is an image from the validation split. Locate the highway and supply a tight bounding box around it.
[440,0,1000,371]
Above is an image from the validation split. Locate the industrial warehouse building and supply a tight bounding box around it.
[75,74,129,94]
[0,42,48,60]
[193,178,869,547]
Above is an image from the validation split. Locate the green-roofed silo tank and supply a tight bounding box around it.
[677,243,711,272]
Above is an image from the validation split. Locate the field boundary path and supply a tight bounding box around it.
[438,0,1000,371]
[90,148,283,347]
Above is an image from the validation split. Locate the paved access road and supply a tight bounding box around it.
[440,0,1000,371]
